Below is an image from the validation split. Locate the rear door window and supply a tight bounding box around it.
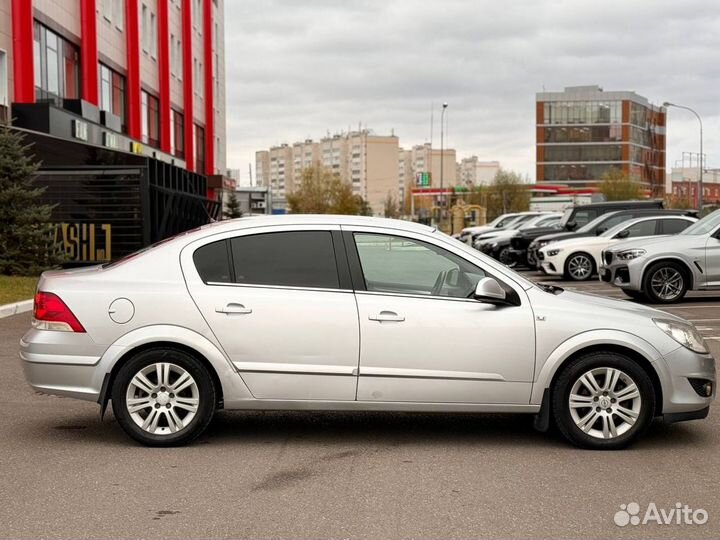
[662,219,692,235]
[230,231,340,289]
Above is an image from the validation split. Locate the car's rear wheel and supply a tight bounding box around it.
[621,288,647,301]
[552,352,655,450]
[112,348,216,446]
[643,262,688,304]
[565,252,595,281]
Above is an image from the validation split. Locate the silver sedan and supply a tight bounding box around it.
[20,215,715,449]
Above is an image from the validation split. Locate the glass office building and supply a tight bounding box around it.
[536,86,666,196]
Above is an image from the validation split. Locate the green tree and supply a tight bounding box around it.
[223,191,243,219]
[485,169,530,220]
[0,126,63,276]
[599,168,642,201]
[287,166,368,215]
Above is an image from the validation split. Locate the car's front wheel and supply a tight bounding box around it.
[565,252,595,281]
[552,352,655,449]
[643,262,688,304]
[111,348,216,446]
[497,247,512,265]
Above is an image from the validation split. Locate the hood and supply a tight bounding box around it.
[517,226,562,240]
[535,230,593,244]
[541,236,612,250]
[475,229,517,242]
[605,235,673,253]
[561,289,673,318]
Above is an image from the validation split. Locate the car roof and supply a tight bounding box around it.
[192,214,437,236]
[578,199,665,209]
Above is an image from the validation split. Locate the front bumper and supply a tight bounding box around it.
[540,254,563,276]
[599,259,643,291]
[656,345,716,416]
[19,328,106,402]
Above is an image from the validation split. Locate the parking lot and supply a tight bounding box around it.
[1,272,719,539]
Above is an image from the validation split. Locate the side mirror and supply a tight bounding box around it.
[615,229,630,239]
[566,220,577,231]
[473,277,508,305]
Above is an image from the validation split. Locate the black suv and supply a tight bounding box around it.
[508,200,671,268]
[530,206,698,269]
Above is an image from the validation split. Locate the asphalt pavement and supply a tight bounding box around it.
[1,272,719,539]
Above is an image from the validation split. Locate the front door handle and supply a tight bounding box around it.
[216,303,252,315]
[369,310,405,322]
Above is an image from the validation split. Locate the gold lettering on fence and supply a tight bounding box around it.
[55,223,112,262]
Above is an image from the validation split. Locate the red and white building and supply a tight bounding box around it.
[1,0,226,181]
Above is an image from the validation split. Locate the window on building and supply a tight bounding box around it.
[99,64,126,132]
[0,50,7,123]
[172,109,184,158]
[150,12,157,58]
[195,124,205,173]
[113,0,124,30]
[33,22,80,102]
[141,4,149,52]
[141,90,159,147]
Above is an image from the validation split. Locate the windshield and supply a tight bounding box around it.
[518,214,557,230]
[576,212,617,234]
[559,208,573,227]
[494,214,520,227]
[680,209,720,236]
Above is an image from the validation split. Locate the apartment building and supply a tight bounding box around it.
[1,0,228,261]
[256,131,401,216]
[399,144,457,189]
[536,85,666,196]
[459,157,500,186]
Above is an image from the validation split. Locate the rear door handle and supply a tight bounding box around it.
[369,310,405,322]
[216,303,252,315]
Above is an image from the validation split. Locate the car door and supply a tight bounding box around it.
[346,228,536,404]
[704,227,720,287]
[182,226,360,401]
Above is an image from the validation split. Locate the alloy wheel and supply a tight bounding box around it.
[125,362,200,435]
[568,254,593,280]
[568,367,642,440]
[650,267,684,301]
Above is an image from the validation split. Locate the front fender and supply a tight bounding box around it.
[93,324,253,407]
[530,329,665,405]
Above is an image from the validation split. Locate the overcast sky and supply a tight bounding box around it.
[225,0,719,185]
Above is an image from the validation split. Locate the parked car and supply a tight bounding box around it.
[517,200,671,267]
[531,208,697,270]
[474,214,562,264]
[601,209,720,303]
[21,215,714,449]
[458,213,525,244]
[539,215,697,281]
[468,212,549,245]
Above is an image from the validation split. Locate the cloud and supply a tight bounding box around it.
[224,0,720,184]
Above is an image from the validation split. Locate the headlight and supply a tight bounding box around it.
[654,318,708,354]
[616,249,646,261]
[488,242,498,249]
[546,248,563,257]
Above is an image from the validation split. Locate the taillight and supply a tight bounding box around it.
[33,292,86,333]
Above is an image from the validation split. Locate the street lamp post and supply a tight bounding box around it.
[440,102,448,229]
[664,101,704,211]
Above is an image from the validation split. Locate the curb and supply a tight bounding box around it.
[0,299,33,319]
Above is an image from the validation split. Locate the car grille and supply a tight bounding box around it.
[537,251,545,260]
[603,251,613,265]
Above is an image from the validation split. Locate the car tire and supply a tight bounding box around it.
[642,261,689,304]
[564,252,595,281]
[498,247,512,265]
[552,352,655,450]
[111,348,216,447]
[621,288,647,301]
